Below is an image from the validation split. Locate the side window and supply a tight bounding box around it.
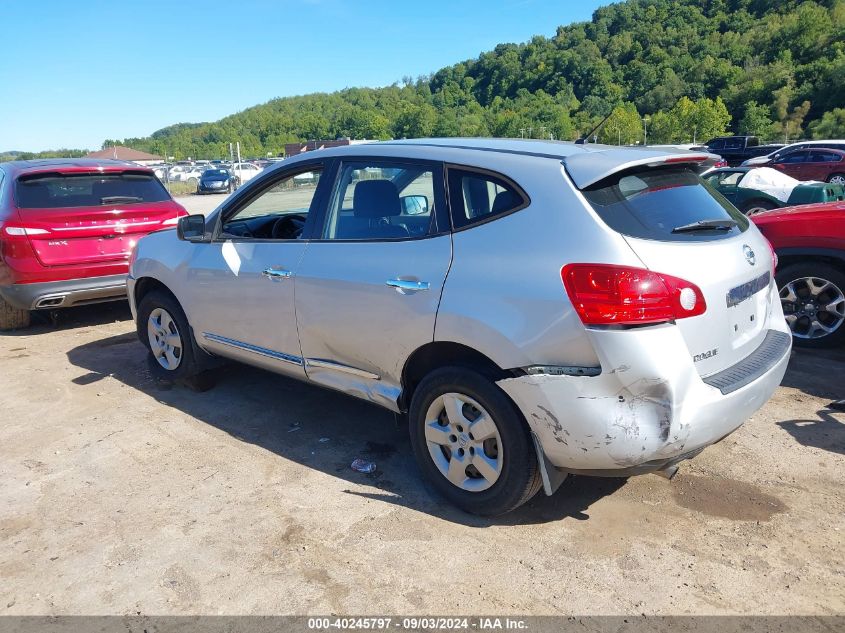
[219,168,322,240]
[779,152,807,164]
[719,172,743,186]
[447,168,527,229]
[709,140,725,150]
[322,161,439,240]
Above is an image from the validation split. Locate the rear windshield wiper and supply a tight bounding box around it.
[100,195,142,204]
[671,219,738,233]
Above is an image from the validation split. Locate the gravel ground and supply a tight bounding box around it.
[0,252,843,616]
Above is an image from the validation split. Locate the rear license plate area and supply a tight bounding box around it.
[726,271,771,339]
[726,271,770,308]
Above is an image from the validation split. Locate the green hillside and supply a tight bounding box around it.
[105,0,845,158]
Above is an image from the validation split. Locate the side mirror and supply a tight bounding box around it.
[176,214,207,242]
[400,194,429,215]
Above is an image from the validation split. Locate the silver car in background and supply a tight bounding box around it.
[128,138,791,515]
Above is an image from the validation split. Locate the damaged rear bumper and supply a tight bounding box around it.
[497,322,791,476]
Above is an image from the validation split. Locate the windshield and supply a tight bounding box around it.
[15,172,171,209]
[203,169,229,177]
[582,165,749,242]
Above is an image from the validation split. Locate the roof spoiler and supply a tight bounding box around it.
[563,149,715,189]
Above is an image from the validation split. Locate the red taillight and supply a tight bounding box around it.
[561,264,707,326]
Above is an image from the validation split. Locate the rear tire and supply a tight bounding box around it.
[137,290,203,382]
[741,199,776,216]
[0,296,30,330]
[777,262,845,348]
[408,367,542,515]
[827,173,845,186]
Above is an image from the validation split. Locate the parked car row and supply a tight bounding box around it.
[149,160,272,188]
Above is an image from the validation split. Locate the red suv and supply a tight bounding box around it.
[753,201,845,348]
[0,159,187,329]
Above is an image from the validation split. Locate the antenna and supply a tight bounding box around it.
[576,111,613,145]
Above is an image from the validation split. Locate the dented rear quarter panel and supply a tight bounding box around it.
[498,303,791,471]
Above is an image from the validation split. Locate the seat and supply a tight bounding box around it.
[342,180,410,239]
[491,189,522,215]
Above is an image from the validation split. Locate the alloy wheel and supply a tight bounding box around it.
[147,307,183,370]
[780,276,845,340]
[828,174,845,186]
[423,392,504,492]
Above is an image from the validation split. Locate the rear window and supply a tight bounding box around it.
[15,172,171,209]
[582,165,749,242]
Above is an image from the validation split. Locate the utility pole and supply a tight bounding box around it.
[643,116,650,146]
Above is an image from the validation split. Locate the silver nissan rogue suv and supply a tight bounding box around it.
[128,138,791,515]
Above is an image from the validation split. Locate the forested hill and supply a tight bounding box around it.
[108,0,845,159]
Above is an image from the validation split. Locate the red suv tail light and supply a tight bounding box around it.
[561,264,707,326]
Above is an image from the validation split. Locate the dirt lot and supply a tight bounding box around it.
[1,230,844,615]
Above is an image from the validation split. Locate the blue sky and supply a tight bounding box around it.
[0,0,604,151]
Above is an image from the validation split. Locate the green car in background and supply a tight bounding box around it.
[704,166,845,216]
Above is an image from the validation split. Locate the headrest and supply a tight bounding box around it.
[353,180,401,218]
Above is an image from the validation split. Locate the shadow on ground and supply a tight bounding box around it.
[777,409,845,457]
[0,302,132,337]
[67,332,626,527]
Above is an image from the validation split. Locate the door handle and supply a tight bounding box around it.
[386,279,430,293]
[262,268,292,281]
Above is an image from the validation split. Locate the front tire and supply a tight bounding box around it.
[408,367,542,515]
[777,262,845,348]
[137,290,202,381]
[0,296,30,330]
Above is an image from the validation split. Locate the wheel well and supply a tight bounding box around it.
[134,277,178,308]
[777,254,845,276]
[399,342,509,411]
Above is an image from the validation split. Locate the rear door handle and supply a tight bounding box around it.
[262,268,292,281]
[386,279,430,293]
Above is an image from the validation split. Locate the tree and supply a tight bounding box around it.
[598,104,643,145]
[739,101,774,139]
[808,109,845,139]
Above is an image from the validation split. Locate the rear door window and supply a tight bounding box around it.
[447,168,528,229]
[15,172,170,208]
[582,165,749,242]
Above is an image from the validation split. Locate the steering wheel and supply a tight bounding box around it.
[271,214,307,240]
